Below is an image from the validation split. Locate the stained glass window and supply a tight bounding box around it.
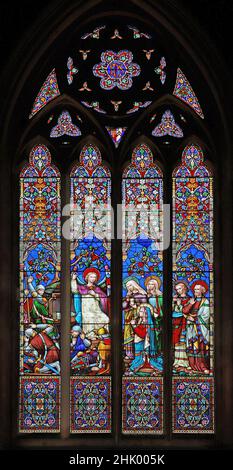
[29,69,60,119]
[93,50,141,90]
[154,57,166,84]
[173,69,204,119]
[105,127,127,148]
[19,145,61,432]
[152,110,183,138]
[122,143,164,434]
[70,144,112,433]
[127,25,151,39]
[18,13,219,441]
[50,111,81,138]
[67,57,79,85]
[172,144,214,433]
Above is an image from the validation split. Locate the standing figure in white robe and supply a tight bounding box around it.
[71,267,109,339]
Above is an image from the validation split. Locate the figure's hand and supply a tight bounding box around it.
[80,333,85,340]
[28,276,33,283]
[173,296,181,306]
[189,298,195,305]
[130,319,136,326]
[24,289,29,296]
[71,272,77,280]
[152,308,158,318]
[187,316,194,321]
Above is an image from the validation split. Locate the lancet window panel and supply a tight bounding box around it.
[172,144,214,434]
[122,143,164,435]
[69,144,112,433]
[19,145,61,433]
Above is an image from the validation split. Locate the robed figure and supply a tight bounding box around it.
[71,267,109,338]
[183,281,210,374]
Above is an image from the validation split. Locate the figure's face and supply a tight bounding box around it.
[87,273,97,284]
[37,287,45,296]
[139,307,146,317]
[175,284,186,296]
[126,281,136,293]
[147,280,158,291]
[72,331,79,337]
[194,285,204,297]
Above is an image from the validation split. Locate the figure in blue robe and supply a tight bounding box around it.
[130,304,163,373]
[71,325,91,360]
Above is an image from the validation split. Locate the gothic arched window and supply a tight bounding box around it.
[17,15,216,436]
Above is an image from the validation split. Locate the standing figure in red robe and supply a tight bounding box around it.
[172,282,191,372]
